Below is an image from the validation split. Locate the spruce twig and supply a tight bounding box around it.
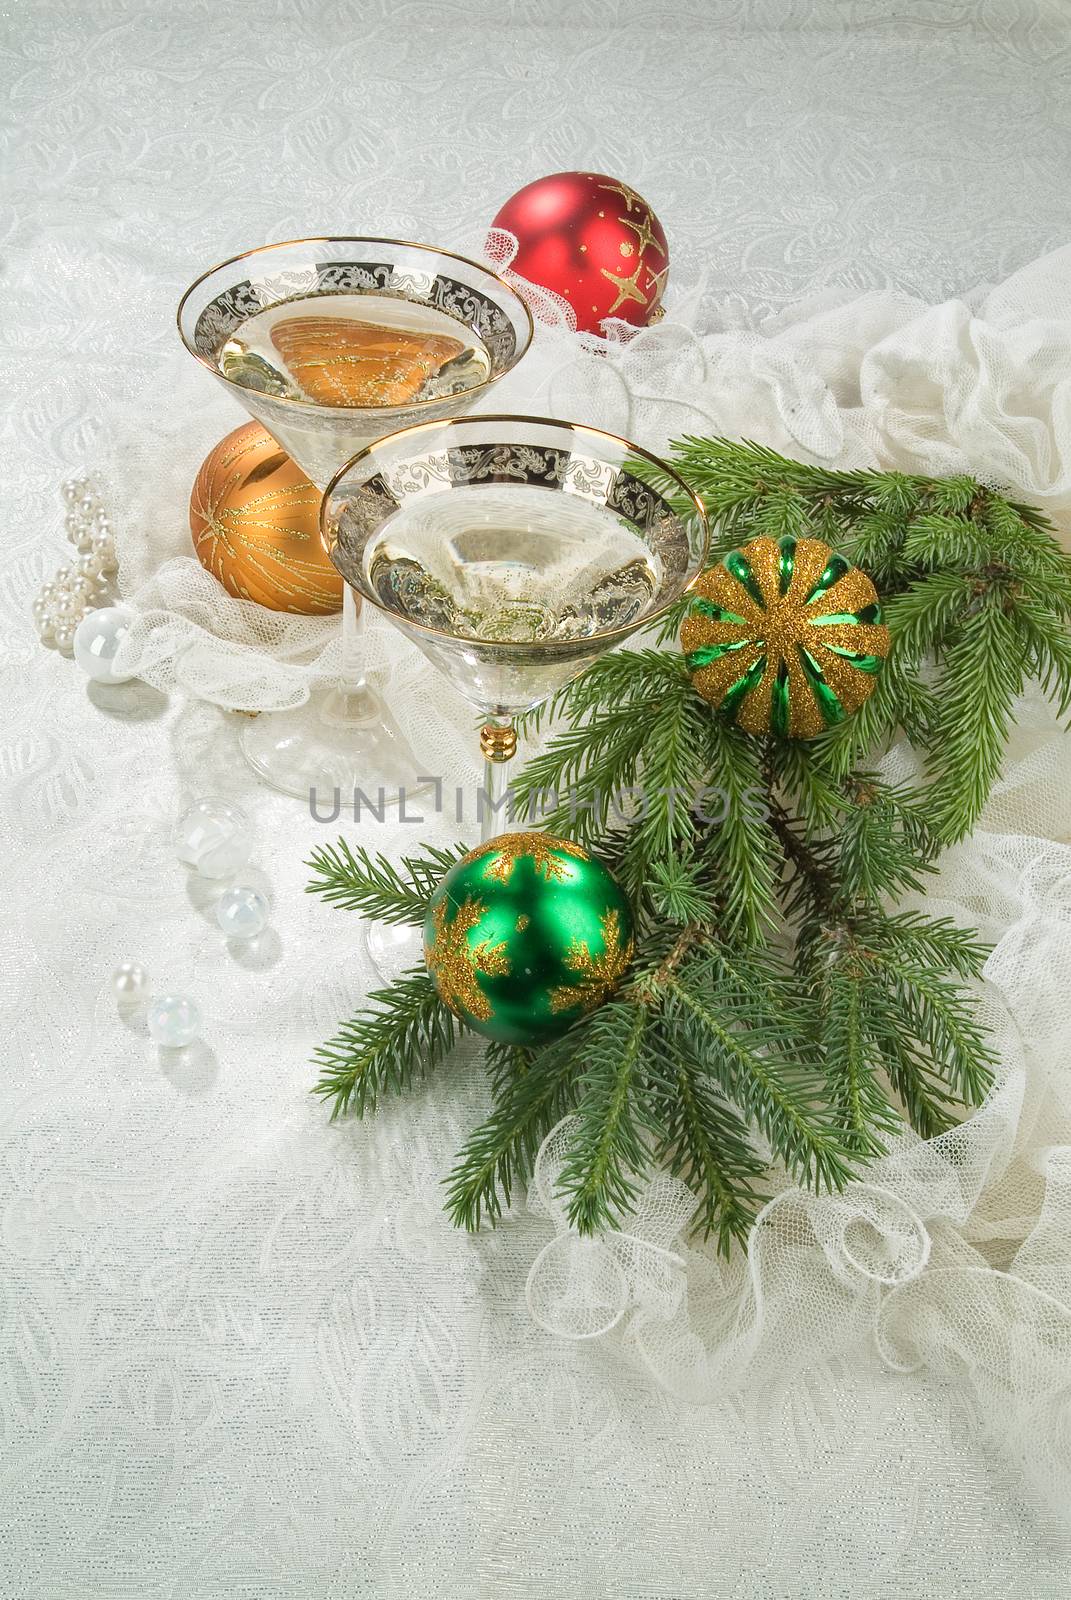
[307,441,1068,1253]
[311,969,458,1118]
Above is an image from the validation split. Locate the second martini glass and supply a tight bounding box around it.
[177,236,533,800]
[321,415,707,968]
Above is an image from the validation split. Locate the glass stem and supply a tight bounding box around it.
[479,718,518,844]
[321,585,385,726]
[340,585,368,697]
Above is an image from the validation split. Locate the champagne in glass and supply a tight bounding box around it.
[325,415,708,830]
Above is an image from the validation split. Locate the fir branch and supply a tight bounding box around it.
[401,842,474,898]
[868,952,995,1107]
[649,1029,769,1251]
[901,513,991,571]
[312,969,457,1118]
[764,789,840,921]
[696,720,780,943]
[766,740,851,834]
[516,648,684,735]
[674,937,814,1042]
[513,654,704,851]
[617,679,710,869]
[443,1032,581,1230]
[856,909,990,981]
[646,857,720,926]
[875,1010,964,1141]
[307,441,1067,1249]
[510,702,654,838]
[556,1001,654,1234]
[1007,595,1071,719]
[926,600,1029,841]
[884,572,976,663]
[665,962,855,1191]
[816,951,901,1156]
[836,781,936,902]
[306,838,466,925]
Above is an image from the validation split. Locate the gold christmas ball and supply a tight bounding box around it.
[681,535,890,739]
[189,422,343,614]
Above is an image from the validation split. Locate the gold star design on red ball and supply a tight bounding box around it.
[620,210,665,258]
[599,262,649,314]
[648,263,669,300]
[597,179,643,214]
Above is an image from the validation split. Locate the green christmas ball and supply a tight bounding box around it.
[423,832,634,1046]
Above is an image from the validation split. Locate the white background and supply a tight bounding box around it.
[3,2,1071,1595]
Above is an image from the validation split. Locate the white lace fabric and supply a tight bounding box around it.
[5,1,1071,1595]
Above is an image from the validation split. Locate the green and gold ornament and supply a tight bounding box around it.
[423,833,634,1046]
[681,535,890,738]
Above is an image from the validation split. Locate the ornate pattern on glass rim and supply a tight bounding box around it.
[192,261,518,371]
[328,442,689,593]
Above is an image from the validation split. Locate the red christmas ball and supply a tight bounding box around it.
[491,171,669,335]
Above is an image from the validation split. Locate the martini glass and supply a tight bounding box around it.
[322,415,707,969]
[176,237,533,800]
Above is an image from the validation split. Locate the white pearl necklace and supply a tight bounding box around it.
[34,475,119,652]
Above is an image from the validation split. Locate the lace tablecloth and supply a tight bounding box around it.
[4,2,1071,1595]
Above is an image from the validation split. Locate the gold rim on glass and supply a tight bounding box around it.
[321,413,709,652]
[175,234,536,417]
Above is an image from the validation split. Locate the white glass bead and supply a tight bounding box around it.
[216,884,268,940]
[62,480,81,504]
[111,962,150,1003]
[54,625,75,653]
[79,495,96,517]
[72,605,135,684]
[174,798,252,879]
[91,532,117,574]
[147,994,202,1048]
[54,592,83,621]
[31,596,49,623]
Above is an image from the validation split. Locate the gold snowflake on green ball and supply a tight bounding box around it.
[469,831,591,885]
[425,896,510,1022]
[550,909,634,1015]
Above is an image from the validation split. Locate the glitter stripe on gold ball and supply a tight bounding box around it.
[189,422,343,614]
[681,535,890,738]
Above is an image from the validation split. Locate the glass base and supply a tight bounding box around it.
[239,680,426,805]
[365,920,424,982]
